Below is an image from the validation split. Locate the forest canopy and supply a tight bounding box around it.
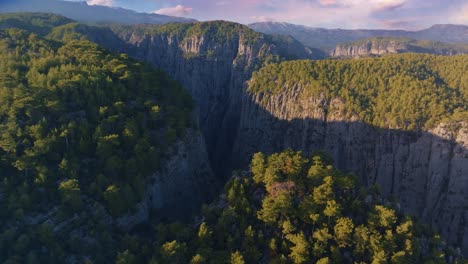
[249,54,468,130]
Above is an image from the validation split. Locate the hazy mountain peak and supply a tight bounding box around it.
[250,21,468,48]
[428,24,468,29]
[0,0,196,24]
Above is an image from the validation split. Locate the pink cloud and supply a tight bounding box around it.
[87,0,113,6]
[153,5,193,17]
[320,0,338,5]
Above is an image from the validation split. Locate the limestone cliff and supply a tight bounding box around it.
[116,130,216,230]
[105,21,315,175]
[331,37,468,57]
[234,83,468,253]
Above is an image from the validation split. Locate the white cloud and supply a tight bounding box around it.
[153,5,193,17]
[252,16,277,22]
[87,0,113,6]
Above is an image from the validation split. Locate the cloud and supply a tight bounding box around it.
[371,0,405,11]
[80,0,467,30]
[87,0,113,6]
[319,0,338,6]
[252,16,277,22]
[153,5,193,17]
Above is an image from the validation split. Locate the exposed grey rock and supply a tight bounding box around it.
[116,129,216,230]
[330,38,466,57]
[107,24,313,176]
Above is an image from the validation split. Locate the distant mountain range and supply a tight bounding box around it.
[249,22,468,49]
[0,0,195,24]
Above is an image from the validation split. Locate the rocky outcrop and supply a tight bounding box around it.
[116,129,216,230]
[331,39,406,57]
[330,38,467,57]
[233,84,468,253]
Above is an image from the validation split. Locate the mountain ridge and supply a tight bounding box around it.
[0,0,196,24]
[249,21,468,48]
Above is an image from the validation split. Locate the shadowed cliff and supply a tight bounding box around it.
[232,93,468,254]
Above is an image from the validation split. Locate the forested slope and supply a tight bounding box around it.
[0,14,215,263]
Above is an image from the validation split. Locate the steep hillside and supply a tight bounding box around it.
[0,15,215,263]
[331,37,468,57]
[0,0,195,24]
[249,22,468,49]
[235,54,468,253]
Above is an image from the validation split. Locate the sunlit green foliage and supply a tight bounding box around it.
[249,54,468,130]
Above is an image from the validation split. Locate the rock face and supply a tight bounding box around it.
[330,38,466,57]
[116,129,216,230]
[233,84,468,253]
[109,22,314,175]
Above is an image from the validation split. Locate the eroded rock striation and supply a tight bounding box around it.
[330,37,467,57]
[106,21,315,175]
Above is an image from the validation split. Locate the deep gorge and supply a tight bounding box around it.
[82,23,468,254]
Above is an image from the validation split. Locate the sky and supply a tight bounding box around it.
[74,0,467,29]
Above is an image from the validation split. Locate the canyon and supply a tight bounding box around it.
[90,23,468,254]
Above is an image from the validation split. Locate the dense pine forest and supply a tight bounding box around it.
[0,13,466,263]
[0,13,194,262]
[249,55,468,130]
